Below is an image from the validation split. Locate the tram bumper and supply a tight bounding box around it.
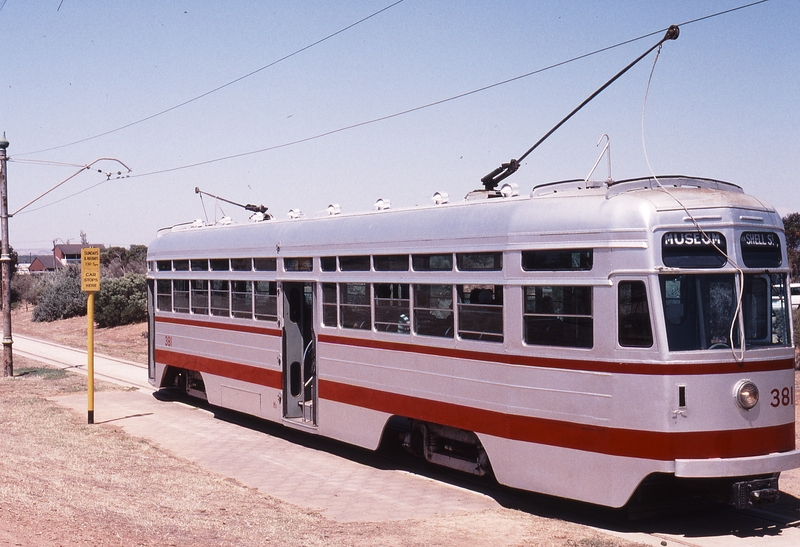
[675,450,800,509]
[674,449,800,478]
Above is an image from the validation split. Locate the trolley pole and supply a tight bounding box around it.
[0,136,12,377]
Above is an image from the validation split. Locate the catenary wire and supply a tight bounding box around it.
[15,0,406,157]
[18,0,771,211]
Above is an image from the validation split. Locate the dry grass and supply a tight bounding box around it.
[1,315,645,546]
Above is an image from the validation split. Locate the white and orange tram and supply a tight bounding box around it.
[146,175,800,509]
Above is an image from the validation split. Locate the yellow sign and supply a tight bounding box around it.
[81,247,101,292]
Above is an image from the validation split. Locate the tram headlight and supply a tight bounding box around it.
[734,380,759,410]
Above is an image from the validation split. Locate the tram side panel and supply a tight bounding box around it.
[153,316,284,423]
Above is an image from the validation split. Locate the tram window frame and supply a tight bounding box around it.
[231,280,253,319]
[173,280,190,313]
[322,283,338,327]
[231,258,252,272]
[284,257,313,272]
[191,259,209,272]
[321,256,337,272]
[339,282,371,330]
[210,280,230,316]
[210,259,230,272]
[156,280,172,312]
[413,284,454,338]
[457,284,503,342]
[523,286,593,348]
[253,257,277,271]
[740,232,782,268]
[456,253,502,272]
[617,281,653,348]
[374,283,410,333]
[522,249,593,271]
[190,279,209,315]
[339,255,370,271]
[412,253,453,271]
[254,281,278,322]
[374,254,409,271]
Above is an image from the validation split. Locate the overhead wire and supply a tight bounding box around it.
[19,0,771,211]
[16,0,406,157]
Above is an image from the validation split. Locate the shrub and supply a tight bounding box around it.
[95,273,147,328]
[32,267,87,322]
[11,274,46,309]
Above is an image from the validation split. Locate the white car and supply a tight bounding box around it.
[791,283,800,310]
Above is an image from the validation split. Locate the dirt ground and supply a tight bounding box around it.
[1,311,646,547]
[2,309,799,546]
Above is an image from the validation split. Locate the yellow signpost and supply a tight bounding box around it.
[81,247,100,424]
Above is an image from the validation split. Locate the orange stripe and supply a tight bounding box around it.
[156,315,281,337]
[157,349,281,389]
[319,379,796,461]
[318,333,794,375]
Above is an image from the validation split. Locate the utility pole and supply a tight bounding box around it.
[1,136,11,377]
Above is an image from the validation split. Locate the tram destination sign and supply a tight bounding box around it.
[661,231,727,268]
[81,247,101,292]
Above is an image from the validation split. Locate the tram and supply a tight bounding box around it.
[147,174,800,509]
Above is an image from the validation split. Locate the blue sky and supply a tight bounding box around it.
[1,0,797,251]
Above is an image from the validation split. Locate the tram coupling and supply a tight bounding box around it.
[730,474,780,510]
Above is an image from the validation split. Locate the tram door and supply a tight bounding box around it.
[281,282,316,424]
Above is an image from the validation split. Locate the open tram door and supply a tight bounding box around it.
[281,282,317,424]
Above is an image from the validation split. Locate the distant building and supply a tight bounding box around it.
[53,243,105,269]
[27,255,59,273]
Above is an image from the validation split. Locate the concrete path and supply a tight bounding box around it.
[54,390,500,522]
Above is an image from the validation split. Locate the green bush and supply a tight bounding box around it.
[95,273,147,328]
[32,267,87,322]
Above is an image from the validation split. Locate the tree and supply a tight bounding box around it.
[100,244,148,277]
[783,213,800,281]
[32,266,87,322]
[95,273,148,327]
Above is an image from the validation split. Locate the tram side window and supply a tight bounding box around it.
[253,258,277,271]
[173,280,189,313]
[231,281,252,319]
[284,257,313,272]
[618,281,653,348]
[210,280,230,317]
[321,257,336,272]
[458,285,503,342]
[156,260,171,272]
[322,283,338,326]
[254,281,278,321]
[523,286,592,348]
[173,260,189,271]
[412,254,453,271]
[374,283,410,333]
[156,280,172,312]
[522,249,592,271]
[191,259,208,272]
[231,258,252,272]
[191,280,209,315]
[210,259,229,272]
[339,256,370,271]
[374,255,409,271]
[340,283,371,330]
[414,284,454,338]
[456,253,502,271]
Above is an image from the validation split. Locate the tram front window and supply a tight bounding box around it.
[659,273,789,351]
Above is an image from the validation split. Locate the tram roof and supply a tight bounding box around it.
[147,176,779,259]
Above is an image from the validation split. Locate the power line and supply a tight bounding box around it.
[19,0,771,211]
[16,0,406,156]
[127,0,770,181]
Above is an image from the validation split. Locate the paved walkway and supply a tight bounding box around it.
[11,334,500,522]
[54,390,500,522]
